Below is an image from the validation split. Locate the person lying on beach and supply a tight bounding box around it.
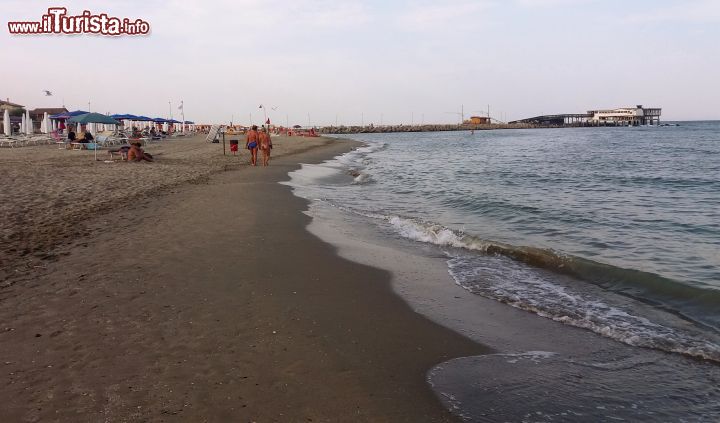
[246,125,259,166]
[128,142,154,162]
[259,126,272,166]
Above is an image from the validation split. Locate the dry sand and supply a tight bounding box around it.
[0,135,330,281]
[0,135,487,422]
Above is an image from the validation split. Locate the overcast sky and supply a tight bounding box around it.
[2,0,719,125]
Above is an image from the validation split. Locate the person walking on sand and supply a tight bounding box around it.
[259,126,272,166]
[246,125,259,166]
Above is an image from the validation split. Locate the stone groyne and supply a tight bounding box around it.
[318,123,533,134]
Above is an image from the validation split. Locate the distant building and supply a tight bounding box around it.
[466,116,491,125]
[0,98,25,114]
[28,107,68,132]
[30,107,68,120]
[587,105,661,125]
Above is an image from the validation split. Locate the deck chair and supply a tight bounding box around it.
[0,137,18,148]
[51,131,69,149]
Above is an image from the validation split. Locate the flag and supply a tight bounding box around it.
[178,102,183,110]
[266,118,270,125]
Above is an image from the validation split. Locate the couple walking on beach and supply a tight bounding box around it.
[246,125,272,166]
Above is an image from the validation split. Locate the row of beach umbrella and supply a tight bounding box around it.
[2,109,37,136]
[3,110,197,137]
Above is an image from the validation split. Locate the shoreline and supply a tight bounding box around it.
[286,130,720,421]
[0,136,489,421]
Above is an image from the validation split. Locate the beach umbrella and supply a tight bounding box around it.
[3,109,10,136]
[68,112,119,125]
[21,113,26,134]
[50,110,89,120]
[42,112,50,133]
[68,113,120,161]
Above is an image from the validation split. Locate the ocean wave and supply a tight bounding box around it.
[447,255,720,363]
[318,203,720,362]
[350,171,374,185]
[385,215,720,328]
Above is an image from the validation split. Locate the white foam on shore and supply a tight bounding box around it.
[329,207,720,363]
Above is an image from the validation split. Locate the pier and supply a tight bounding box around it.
[510,105,662,127]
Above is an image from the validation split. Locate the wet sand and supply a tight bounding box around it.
[0,136,488,422]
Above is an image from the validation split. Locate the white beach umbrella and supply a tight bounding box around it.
[3,109,10,136]
[26,110,32,134]
[20,113,26,134]
[42,112,49,133]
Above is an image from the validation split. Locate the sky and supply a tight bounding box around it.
[1,0,719,125]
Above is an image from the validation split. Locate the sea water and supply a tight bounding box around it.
[285,122,720,421]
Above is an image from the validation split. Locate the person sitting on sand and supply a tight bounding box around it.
[67,127,77,142]
[246,125,259,166]
[259,126,272,166]
[78,129,93,143]
[127,142,154,162]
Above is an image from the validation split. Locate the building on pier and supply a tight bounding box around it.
[465,116,491,125]
[587,105,661,125]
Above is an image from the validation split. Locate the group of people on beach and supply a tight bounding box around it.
[244,125,272,166]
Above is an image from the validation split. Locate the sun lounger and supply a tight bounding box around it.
[108,145,131,161]
[0,137,18,148]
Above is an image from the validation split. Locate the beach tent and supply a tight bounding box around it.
[133,116,152,129]
[111,114,138,130]
[3,109,10,136]
[68,113,120,161]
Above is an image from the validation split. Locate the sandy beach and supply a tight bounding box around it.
[0,136,488,422]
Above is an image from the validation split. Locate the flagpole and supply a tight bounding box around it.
[180,100,185,133]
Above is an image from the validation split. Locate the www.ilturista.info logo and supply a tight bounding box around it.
[7,8,150,36]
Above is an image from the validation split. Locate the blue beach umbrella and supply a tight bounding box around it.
[50,110,89,119]
[68,113,120,161]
